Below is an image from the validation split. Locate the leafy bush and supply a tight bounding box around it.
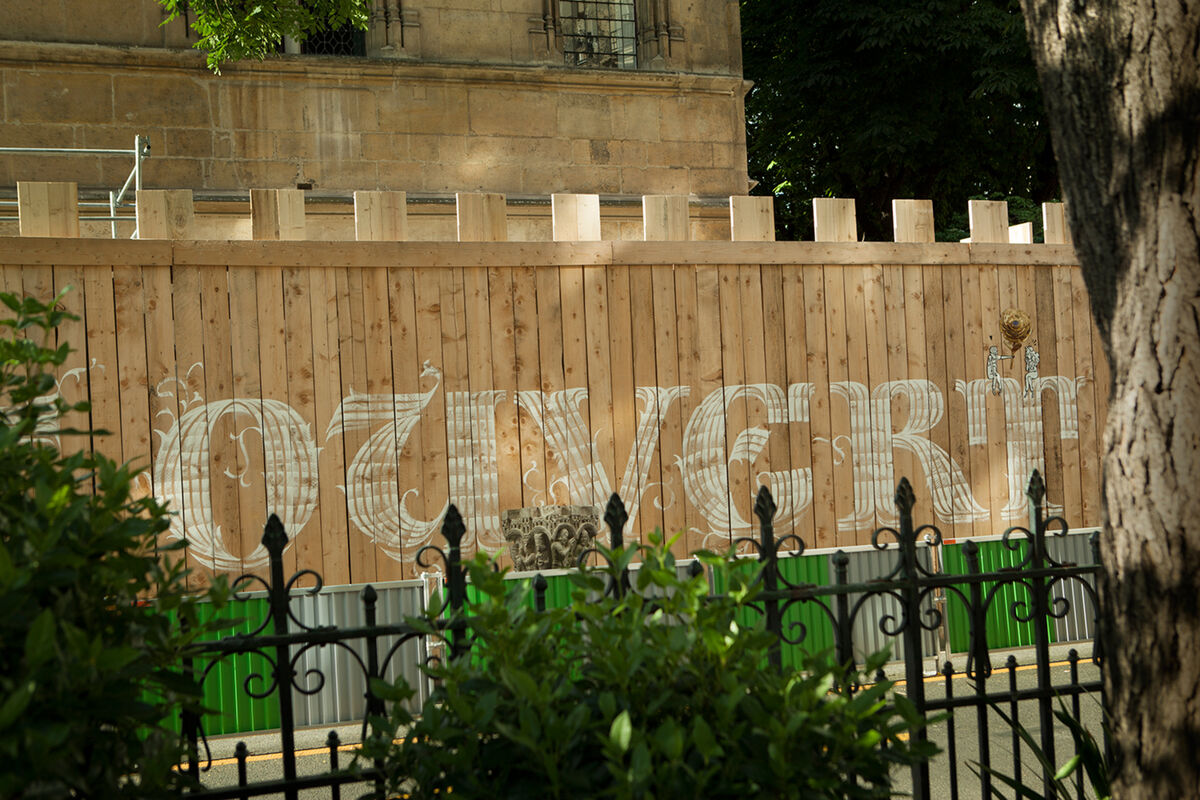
[365,533,936,799]
[0,292,225,798]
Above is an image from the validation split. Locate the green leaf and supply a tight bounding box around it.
[609,709,632,754]
[1054,753,1081,781]
[692,716,723,760]
[25,609,56,667]
[0,681,36,731]
[654,718,684,761]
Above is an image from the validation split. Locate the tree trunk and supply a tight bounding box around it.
[1020,2,1200,797]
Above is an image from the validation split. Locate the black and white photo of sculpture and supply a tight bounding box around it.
[501,505,600,571]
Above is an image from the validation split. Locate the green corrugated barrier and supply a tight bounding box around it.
[941,540,1056,653]
[708,552,833,668]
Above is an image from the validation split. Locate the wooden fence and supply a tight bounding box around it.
[0,190,1107,589]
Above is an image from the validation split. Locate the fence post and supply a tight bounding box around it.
[833,551,854,677]
[261,515,300,800]
[180,615,201,784]
[753,486,782,669]
[442,505,468,661]
[895,479,931,800]
[534,573,548,612]
[362,585,386,798]
[603,493,631,598]
[1026,471,1057,795]
[964,540,992,797]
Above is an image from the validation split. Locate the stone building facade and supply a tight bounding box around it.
[0,0,750,238]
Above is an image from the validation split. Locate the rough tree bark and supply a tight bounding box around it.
[1020,2,1200,797]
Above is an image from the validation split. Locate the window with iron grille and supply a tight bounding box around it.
[298,21,367,56]
[559,0,636,69]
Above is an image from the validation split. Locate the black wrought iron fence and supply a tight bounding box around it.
[178,470,1103,800]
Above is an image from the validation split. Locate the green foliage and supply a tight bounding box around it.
[972,700,1110,800]
[159,0,370,73]
[0,291,227,798]
[741,0,1059,240]
[363,533,936,799]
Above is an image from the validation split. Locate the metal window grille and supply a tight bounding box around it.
[299,22,367,56]
[559,0,637,69]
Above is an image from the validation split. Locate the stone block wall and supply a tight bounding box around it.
[0,42,749,200]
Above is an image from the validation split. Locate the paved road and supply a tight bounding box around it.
[195,643,1103,799]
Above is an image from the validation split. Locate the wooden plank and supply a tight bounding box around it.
[1008,223,1034,244]
[511,266,547,512]
[995,265,1024,523]
[440,266,475,559]
[168,265,213,590]
[605,264,638,544]
[642,195,690,241]
[226,265,266,581]
[354,191,409,241]
[1030,264,1062,510]
[51,265,91,463]
[552,194,602,241]
[813,198,857,243]
[251,189,306,241]
[309,265,350,586]
[258,263,296,576]
[1070,269,1103,528]
[534,266,568,507]
[892,199,935,243]
[942,265,972,543]
[840,264,873,543]
[881,263,914,532]
[463,265,502,556]
[276,190,306,241]
[145,238,1079,270]
[630,264,665,538]
[958,264,992,538]
[1043,203,1072,245]
[760,263,793,542]
[781,265,815,548]
[672,261,702,552]
[862,263,892,535]
[1051,265,1084,526]
[486,266,522,568]
[559,265,592,506]
[651,264,686,550]
[583,264,617,513]
[387,266,426,576]
[197,266,241,578]
[337,266,375,584]
[140,262,183,572]
[136,190,195,239]
[281,266,326,584]
[83,265,122,467]
[738,263,771,535]
[968,200,1009,244]
[413,268,450,570]
[693,264,730,550]
[803,265,836,548]
[111,266,151,480]
[900,264,932,534]
[456,193,508,242]
[729,196,775,242]
[17,181,79,238]
[921,263,954,540]
[357,265,397,580]
[718,266,750,543]
[978,264,1010,535]
[822,266,855,547]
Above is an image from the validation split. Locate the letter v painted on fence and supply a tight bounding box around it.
[516,385,690,528]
